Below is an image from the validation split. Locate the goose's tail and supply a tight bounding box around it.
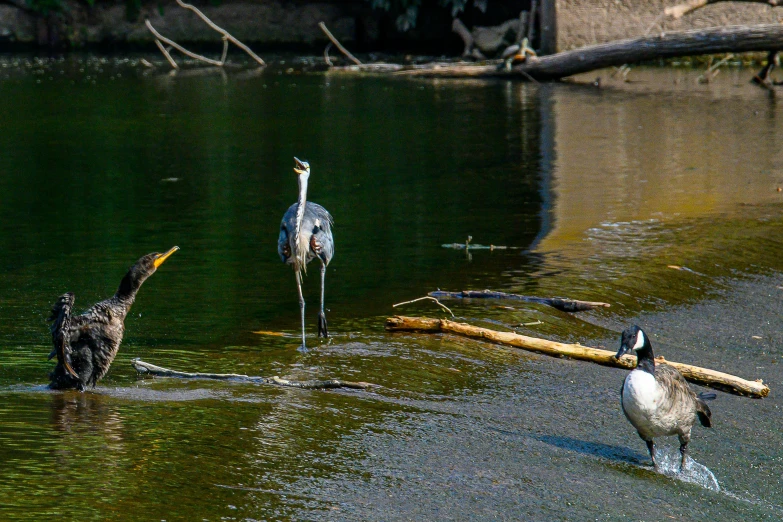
[696,392,716,428]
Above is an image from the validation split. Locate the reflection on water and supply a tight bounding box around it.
[0,59,781,520]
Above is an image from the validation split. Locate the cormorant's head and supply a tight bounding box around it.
[293,157,310,177]
[120,246,179,296]
[615,325,647,359]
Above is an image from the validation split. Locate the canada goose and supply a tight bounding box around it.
[278,157,334,350]
[48,247,179,390]
[615,325,716,471]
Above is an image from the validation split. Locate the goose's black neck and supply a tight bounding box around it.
[635,341,655,375]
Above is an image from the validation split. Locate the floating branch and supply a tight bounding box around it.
[146,20,222,67]
[319,22,362,66]
[131,359,372,390]
[442,243,521,250]
[665,0,781,20]
[385,316,770,398]
[429,290,610,313]
[387,24,783,81]
[393,296,454,317]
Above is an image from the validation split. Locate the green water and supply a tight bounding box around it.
[0,57,782,520]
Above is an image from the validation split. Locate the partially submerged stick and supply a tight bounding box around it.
[131,359,372,390]
[429,290,610,313]
[319,22,362,66]
[385,316,770,398]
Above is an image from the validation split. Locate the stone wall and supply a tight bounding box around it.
[555,0,783,51]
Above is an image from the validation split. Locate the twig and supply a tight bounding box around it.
[319,22,362,66]
[131,359,372,390]
[146,20,223,66]
[175,0,265,66]
[428,290,610,313]
[324,42,334,66]
[220,37,229,65]
[393,296,455,317]
[154,39,179,69]
[665,0,781,20]
[697,53,733,83]
[385,316,770,398]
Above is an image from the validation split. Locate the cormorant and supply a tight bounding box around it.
[615,325,716,472]
[48,247,179,390]
[278,157,334,350]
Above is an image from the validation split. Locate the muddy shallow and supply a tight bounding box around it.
[0,57,781,520]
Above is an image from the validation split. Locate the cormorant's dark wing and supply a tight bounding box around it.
[47,292,79,379]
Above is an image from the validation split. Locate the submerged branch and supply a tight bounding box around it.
[319,22,362,66]
[428,290,610,312]
[146,20,223,66]
[385,316,770,398]
[393,296,455,317]
[131,359,372,390]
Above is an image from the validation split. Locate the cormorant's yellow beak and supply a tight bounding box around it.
[153,246,179,268]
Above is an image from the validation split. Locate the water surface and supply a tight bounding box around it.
[0,57,782,520]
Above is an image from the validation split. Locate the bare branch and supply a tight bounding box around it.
[146,19,223,66]
[132,358,373,390]
[154,39,179,69]
[175,0,266,66]
[319,22,362,65]
[324,42,334,66]
[665,0,781,20]
[393,296,455,317]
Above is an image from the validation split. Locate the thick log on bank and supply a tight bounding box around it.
[428,290,610,312]
[131,359,371,390]
[385,316,770,398]
[392,24,783,81]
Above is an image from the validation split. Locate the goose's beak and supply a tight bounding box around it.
[153,246,179,269]
[615,342,632,360]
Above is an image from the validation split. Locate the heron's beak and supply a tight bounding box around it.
[615,342,632,360]
[153,246,179,269]
[293,157,309,175]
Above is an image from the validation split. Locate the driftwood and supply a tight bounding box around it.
[385,24,783,80]
[385,316,770,398]
[428,290,610,313]
[131,359,372,390]
[319,22,362,66]
[146,0,265,69]
[665,0,781,20]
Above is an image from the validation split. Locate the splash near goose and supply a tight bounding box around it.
[616,325,716,472]
[47,247,179,390]
[278,157,335,350]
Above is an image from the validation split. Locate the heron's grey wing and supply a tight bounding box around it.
[306,202,334,264]
[278,203,298,263]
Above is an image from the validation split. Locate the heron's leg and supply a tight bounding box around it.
[318,262,328,338]
[296,271,306,351]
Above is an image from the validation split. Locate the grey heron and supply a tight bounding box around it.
[278,157,334,349]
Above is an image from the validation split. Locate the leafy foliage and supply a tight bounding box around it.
[369,0,488,32]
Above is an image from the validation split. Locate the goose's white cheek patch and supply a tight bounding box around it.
[633,330,646,350]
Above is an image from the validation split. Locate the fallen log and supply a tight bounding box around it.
[428,290,610,312]
[385,316,770,398]
[131,359,372,390]
[387,24,783,80]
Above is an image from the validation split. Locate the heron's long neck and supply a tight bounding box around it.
[294,173,309,242]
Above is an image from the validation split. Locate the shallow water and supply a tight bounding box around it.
[0,56,782,520]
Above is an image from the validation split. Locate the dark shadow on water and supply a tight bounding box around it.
[536,435,649,465]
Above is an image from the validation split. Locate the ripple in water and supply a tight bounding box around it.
[653,446,720,492]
